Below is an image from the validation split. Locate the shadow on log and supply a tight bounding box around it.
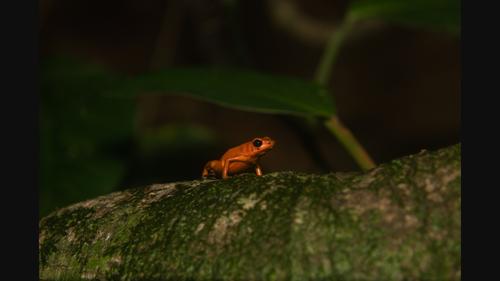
[39,144,461,281]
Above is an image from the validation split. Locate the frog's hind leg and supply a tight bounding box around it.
[202,160,219,179]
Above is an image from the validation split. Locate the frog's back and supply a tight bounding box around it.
[220,142,252,160]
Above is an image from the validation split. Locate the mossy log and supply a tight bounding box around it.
[40,144,461,281]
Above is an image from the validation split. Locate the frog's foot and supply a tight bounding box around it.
[202,168,217,179]
[255,164,262,176]
[202,160,219,179]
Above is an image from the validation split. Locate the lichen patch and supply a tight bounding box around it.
[238,193,259,210]
[404,214,419,228]
[81,271,96,280]
[64,191,132,216]
[107,255,122,268]
[140,184,178,206]
[340,189,421,239]
[260,201,268,210]
[294,211,305,225]
[207,210,245,245]
[293,198,311,226]
[356,175,376,189]
[441,168,461,186]
[195,223,205,234]
[66,228,77,243]
[424,178,436,193]
[428,227,448,241]
[342,191,390,216]
[229,210,243,225]
[427,192,444,203]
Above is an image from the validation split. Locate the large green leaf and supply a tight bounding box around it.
[347,0,460,35]
[44,59,335,118]
[123,68,335,117]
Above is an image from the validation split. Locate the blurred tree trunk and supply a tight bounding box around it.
[40,144,461,281]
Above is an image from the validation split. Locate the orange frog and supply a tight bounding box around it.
[202,136,276,179]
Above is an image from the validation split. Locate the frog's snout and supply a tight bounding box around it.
[267,139,276,149]
[259,136,275,150]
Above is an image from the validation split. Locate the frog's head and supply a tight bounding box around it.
[251,136,275,156]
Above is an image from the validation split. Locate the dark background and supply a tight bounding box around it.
[39,0,460,216]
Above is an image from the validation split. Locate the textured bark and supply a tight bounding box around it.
[39,144,461,281]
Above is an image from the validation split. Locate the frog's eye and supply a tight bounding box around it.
[253,139,262,148]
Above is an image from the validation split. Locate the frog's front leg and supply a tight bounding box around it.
[222,156,249,179]
[255,164,262,176]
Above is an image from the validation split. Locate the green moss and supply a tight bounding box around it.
[40,144,461,281]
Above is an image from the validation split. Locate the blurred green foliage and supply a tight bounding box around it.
[40,0,460,217]
[121,124,220,189]
[40,58,328,216]
[40,58,136,216]
[348,0,460,35]
[137,124,217,157]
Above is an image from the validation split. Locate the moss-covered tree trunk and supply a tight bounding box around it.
[39,144,461,281]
